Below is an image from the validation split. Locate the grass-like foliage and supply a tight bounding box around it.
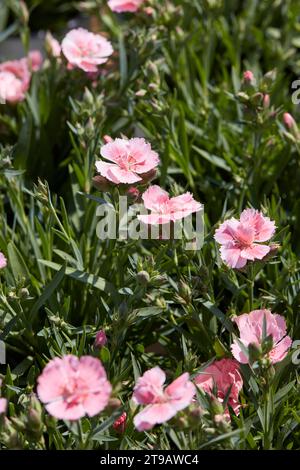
[0,0,300,450]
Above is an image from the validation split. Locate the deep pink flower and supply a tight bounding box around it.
[195,359,243,417]
[0,71,25,103]
[0,252,7,269]
[61,28,113,73]
[96,137,159,184]
[132,367,196,431]
[94,330,108,348]
[108,0,144,13]
[138,185,202,225]
[231,309,292,364]
[37,355,112,420]
[28,50,43,71]
[214,208,276,268]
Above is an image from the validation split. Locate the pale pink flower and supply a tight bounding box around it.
[0,71,25,104]
[108,0,144,13]
[28,50,43,71]
[96,137,159,184]
[37,355,112,420]
[0,252,7,269]
[61,28,113,73]
[138,185,202,225]
[214,208,276,269]
[0,58,30,103]
[94,330,107,348]
[132,367,196,431]
[231,309,292,364]
[195,359,243,417]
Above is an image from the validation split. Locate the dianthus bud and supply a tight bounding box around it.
[262,69,277,88]
[242,70,256,88]
[136,270,150,286]
[263,94,270,109]
[18,1,29,24]
[94,330,107,349]
[283,112,297,130]
[45,32,61,58]
[127,187,141,202]
[113,412,127,434]
[135,89,147,97]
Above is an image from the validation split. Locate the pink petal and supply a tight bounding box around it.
[101,139,129,163]
[165,373,196,410]
[231,341,249,364]
[138,213,173,225]
[45,400,85,421]
[220,244,247,269]
[141,185,169,212]
[133,366,166,405]
[134,403,176,431]
[214,219,239,244]
[269,336,292,363]
[83,389,111,417]
[240,244,270,261]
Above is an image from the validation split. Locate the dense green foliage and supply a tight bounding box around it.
[0,0,300,450]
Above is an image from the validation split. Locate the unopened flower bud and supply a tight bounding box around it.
[10,417,26,432]
[283,113,298,132]
[242,70,256,86]
[263,94,270,108]
[262,69,277,88]
[178,280,192,302]
[45,32,61,58]
[113,412,127,434]
[94,330,107,349]
[251,92,264,106]
[127,187,141,202]
[19,288,29,299]
[136,271,150,286]
[211,398,224,415]
[135,89,147,97]
[27,408,42,432]
[103,135,113,143]
[18,1,29,24]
